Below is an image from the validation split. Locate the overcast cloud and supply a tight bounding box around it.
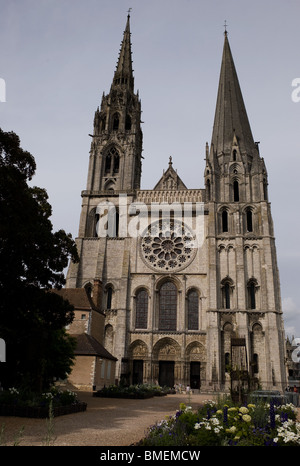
[0,0,299,339]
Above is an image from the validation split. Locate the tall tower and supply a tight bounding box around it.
[88,14,143,194]
[66,14,144,380]
[204,31,287,391]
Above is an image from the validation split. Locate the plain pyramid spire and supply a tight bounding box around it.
[112,14,134,91]
[211,31,256,157]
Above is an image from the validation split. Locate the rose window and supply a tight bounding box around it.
[140,219,197,272]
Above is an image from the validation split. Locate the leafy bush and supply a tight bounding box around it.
[0,386,78,408]
[93,383,168,399]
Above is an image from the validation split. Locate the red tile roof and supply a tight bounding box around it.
[74,333,117,360]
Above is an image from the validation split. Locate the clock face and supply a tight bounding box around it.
[140,218,197,272]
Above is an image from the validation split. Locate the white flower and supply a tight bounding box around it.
[239,406,249,414]
[210,417,220,426]
[226,426,237,434]
[9,387,19,395]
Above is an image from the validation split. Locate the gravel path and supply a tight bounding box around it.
[1,391,299,446]
[0,392,214,446]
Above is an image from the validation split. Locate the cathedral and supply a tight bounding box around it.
[65,14,287,392]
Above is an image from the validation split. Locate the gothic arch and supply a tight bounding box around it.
[104,180,116,192]
[129,339,149,359]
[229,162,244,175]
[104,283,115,310]
[125,114,132,131]
[217,205,232,234]
[186,341,206,362]
[112,112,120,131]
[152,337,181,361]
[250,323,264,376]
[232,178,240,202]
[242,205,256,233]
[154,275,182,292]
[220,277,235,309]
[133,285,151,297]
[83,281,93,297]
[247,278,259,309]
[102,144,124,179]
[186,286,201,296]
[206,178,211,201]
[222,322,234,378]
[252,322,264,334]
[223,321,234,333]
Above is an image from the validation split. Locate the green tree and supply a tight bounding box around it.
[0,128,79,391]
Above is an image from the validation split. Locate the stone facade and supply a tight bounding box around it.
[66,16,287,392]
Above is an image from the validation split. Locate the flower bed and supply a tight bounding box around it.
[138,398,300,446]
[93,383,169,399]
[0,387,87,418]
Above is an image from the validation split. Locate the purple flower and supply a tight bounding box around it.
[270,402,276,429]
[223,406,228,425]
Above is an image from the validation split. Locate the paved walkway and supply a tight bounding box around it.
[1,391,299,446]
[0,391,216,446]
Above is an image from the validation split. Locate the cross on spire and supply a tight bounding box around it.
[224,20,228,35]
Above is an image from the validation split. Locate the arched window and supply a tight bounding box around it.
[248,280,257,309]
[221,279,233,309]
[125,114,132,131]
[101,116,106,132]
[206,179,211,201]
[104,146,120,177]
[233,149,237,161]
[84,282,93,297]
[222,210,228,233]
[159,281,177,331]
[112,113,119,131]
[246,209,253,232]
[105,154,111,173]
[106,286,113,309]
[113,154,120,173]
[187,290,199,330]
[135,289,148,329]
[104,181,115,193]
[233,180,239,202]
[224,283,230,309]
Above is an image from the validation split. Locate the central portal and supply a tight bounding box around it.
[159,361,174,388]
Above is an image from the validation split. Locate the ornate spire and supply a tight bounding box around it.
[112,14,134,91]
[211,32,256,157]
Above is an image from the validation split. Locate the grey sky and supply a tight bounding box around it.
[1,0,299,339]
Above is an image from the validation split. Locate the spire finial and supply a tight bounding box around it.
[224,20,228,36]
[127,7,132,17]
[169,156,173,166]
